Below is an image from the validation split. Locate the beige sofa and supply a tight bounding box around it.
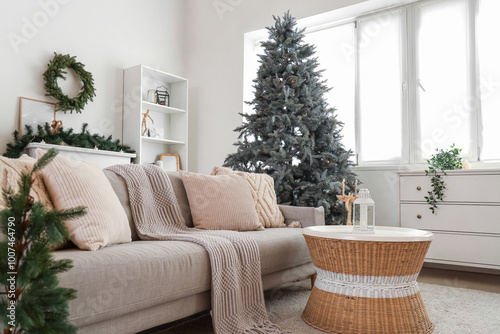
[53,171,325,334]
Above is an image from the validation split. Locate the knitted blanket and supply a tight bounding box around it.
[105,164,287,334]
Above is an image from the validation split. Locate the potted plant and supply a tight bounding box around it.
[424,144,463,214]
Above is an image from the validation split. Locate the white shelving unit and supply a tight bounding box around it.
[123,65,188,169]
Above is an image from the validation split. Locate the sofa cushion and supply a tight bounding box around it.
[166,171,193,227]
[37,149,131,251]
[103,169,139,241]
[54,229,311,328]
[180,171,264,231]
[55,240,211,328]
[246,228,312,275]
[104,170,194,236]
[211,166,286,228]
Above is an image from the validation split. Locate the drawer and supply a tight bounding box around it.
[426,232,500,267]
[400,203,500,234]
[399,174,500,203]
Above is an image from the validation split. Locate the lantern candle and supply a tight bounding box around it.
[353,188,375,234]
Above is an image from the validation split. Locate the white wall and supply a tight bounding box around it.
[0,0,186,153]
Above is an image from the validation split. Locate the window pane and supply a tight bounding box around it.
[478,0,500,161]
[416,0,469,159]
[304,23,356,156]
[358,11,403,162]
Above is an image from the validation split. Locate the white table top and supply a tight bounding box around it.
[303,226,434,242]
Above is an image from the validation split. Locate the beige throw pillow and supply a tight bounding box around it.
[36,149,131,251]
[211,166,286,228]
[179,171,264,231]
[0,155,53,211]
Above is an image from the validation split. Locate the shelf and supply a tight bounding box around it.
[141,137,185,145]
[124,65,188,167]
[142,101,185,114]
[142,65,187,84]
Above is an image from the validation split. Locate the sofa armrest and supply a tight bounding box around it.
[278,205,325,228]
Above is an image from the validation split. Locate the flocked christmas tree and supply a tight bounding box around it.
[0,149,85,334]
[224,12,357,224]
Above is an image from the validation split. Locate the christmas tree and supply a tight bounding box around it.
[0,149,85,334]
[224,12,357,224]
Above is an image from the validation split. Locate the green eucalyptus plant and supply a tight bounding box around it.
[424,144,463,214]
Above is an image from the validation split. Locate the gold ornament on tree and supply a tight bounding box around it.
[336,179,358,225]
[141,109,154,136]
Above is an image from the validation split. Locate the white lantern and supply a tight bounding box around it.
[353,188,375,233]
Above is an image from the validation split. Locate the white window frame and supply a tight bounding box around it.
[354,7,409,166]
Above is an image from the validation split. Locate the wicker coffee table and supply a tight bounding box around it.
[302,226,434,334]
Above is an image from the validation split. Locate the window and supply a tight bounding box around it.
[246,0,500,165]
[477,0,500,161]
[415,0,471,159]
[304,23,356,159]
[357,10,404,162]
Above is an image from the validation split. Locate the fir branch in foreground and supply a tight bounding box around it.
[0,150,85,334]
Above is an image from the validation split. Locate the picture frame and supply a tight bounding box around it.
[148,125,164,139]
[159,153,180,172]
[19,97,56,135]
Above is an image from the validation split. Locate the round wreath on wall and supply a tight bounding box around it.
[43,52,96,113]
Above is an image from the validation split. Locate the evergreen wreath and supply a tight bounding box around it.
[3,123,135,159]
[43,53,96,113]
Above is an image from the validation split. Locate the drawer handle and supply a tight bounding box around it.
[416,186,421,191]
[417,214,422,219]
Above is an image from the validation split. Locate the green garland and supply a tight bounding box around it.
[43,53,96,113]
[3,123,135,159]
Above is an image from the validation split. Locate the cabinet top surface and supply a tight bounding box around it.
[27,142,136,158]
[303,226,433,242]
[398,169,500,176]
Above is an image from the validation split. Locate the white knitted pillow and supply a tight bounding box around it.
[211,166,286,228]
[36,149,131,251]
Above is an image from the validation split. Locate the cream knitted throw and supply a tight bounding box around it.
[105,164,287,334]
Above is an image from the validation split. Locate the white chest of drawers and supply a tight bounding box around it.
[398,170,500,271]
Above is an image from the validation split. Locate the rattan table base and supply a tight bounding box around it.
[302,229,434,334]
[303,287,434,334]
